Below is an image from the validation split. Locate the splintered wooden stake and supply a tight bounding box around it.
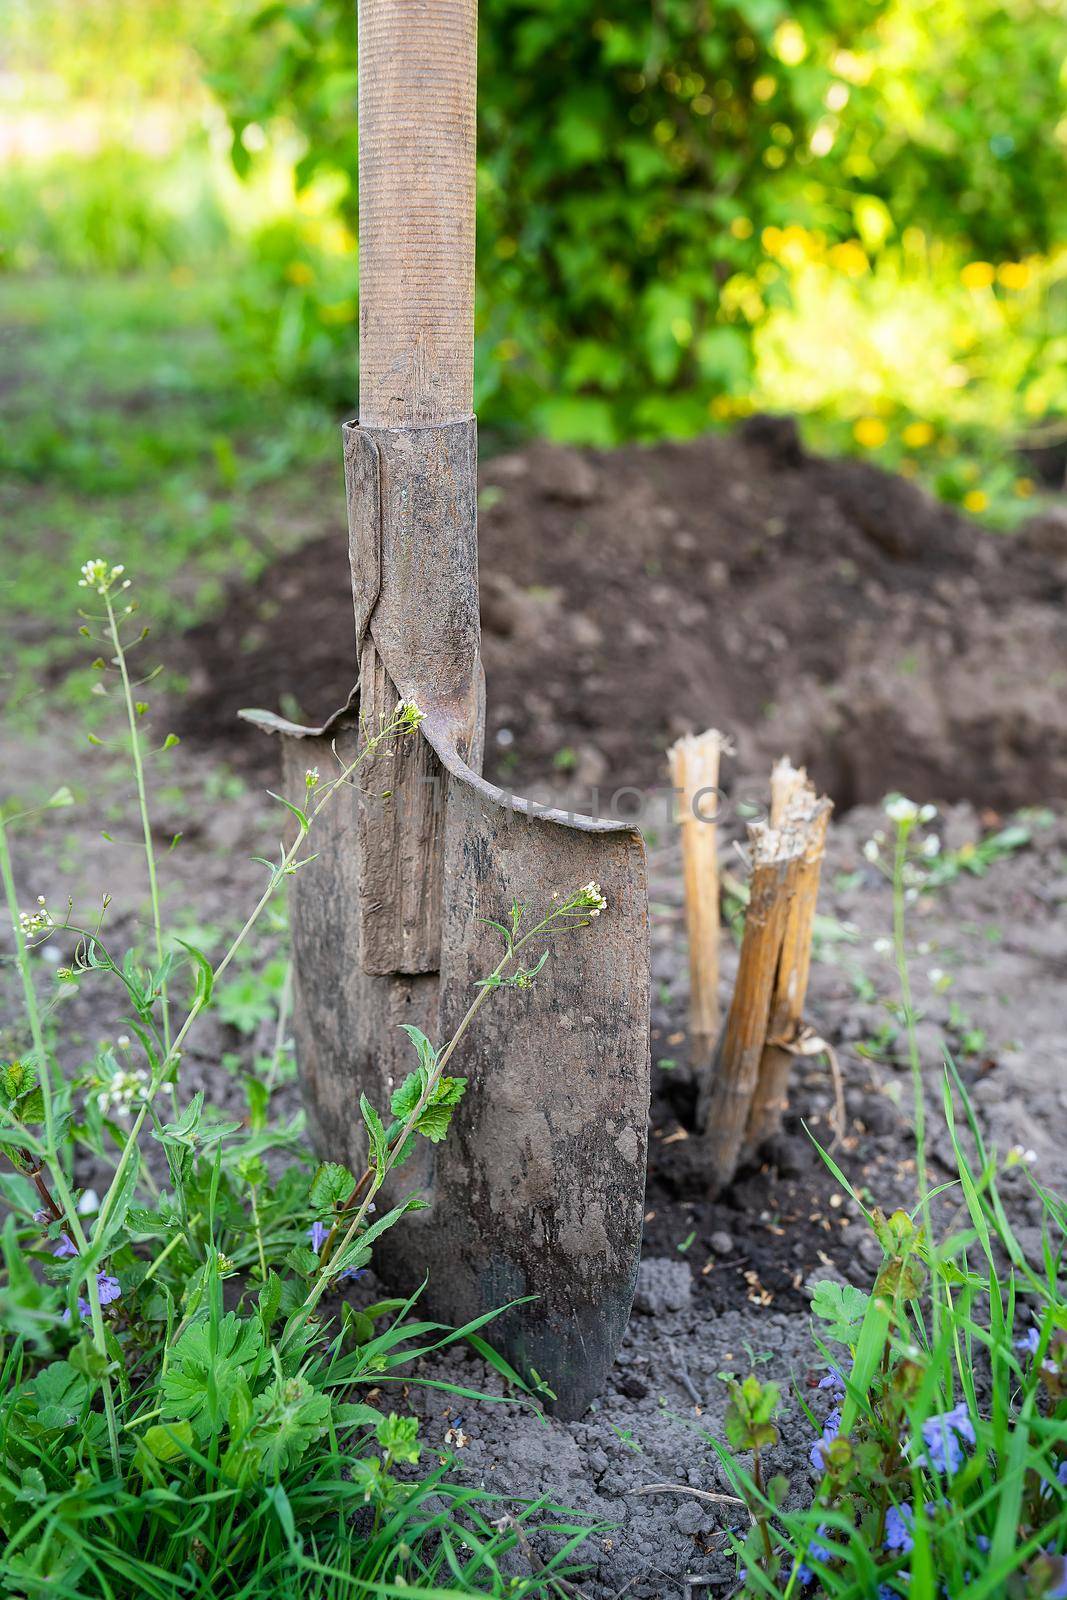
[745,762,832,1156]
[701,758,831,1195]
[668,730,727,1067]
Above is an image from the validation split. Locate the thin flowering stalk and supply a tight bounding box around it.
[89,708,420,1279]
[101,578,172,1067]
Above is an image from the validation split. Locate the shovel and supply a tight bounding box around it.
[243,0,650,1417]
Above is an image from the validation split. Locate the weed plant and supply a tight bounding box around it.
[0,561,606,1599]
[710,800,1067,1598]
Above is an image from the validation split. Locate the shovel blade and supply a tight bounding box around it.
[276,727,650,1416]
[426,777,650,1416]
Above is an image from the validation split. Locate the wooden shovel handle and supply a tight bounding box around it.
[358,0,477,427]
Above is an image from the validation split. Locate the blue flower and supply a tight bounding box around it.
[1015,1327,1042,1356]
[810,1405,841,1470]
[921,1402,976,1474]
[793,1531,833,1585]
[308,1219,363,1282]
[884,1502,914,1554]
[818,1365,846,1396]
[52,1232,78,1259]
[61,1271,121,1322]
[1058,1461,1067,1488]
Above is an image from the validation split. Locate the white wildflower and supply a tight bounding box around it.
[305,767,320,789]
[885,795,919,824]
[872,937,892,956]
[394,699,424,729]
[862,839,880,863]
[574,880,607,917]
[96,1067,150,1117]
[78,559,127,597]
[921,834,941,858]
[927,967,946,986]
[19,899,52,940]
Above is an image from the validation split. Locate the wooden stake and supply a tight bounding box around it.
[668,730,726,1069]
[745,764,832,1156]
[700,759,832,1195]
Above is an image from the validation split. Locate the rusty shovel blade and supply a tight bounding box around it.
[243,417,650,1417]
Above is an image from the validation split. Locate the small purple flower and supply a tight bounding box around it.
[96,1273,121,1306]
[884,1502,914,1554]
[1058,1461,1067,1488]
[52,1232,78,1259]
[818,1365,846,1397]
[33,1207,50,1225]
[921,1402,976,1474]
[1032,1552,1067,1600]
[1015,1327,1042,1356]
[308,1219,363,1282]
[810,1405,841,1469]
[794,1531,833,1585]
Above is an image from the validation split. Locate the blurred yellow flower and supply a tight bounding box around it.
[829,240,869,278]
[285,261,314,287]
[752,75,777,102]
[854,417,888,449]
[773,20,808,66]
[960,261,996,290]
[997,261,1030,291]
[963,489,988,514]
[1014,477,1035,498]
[902,421,934,449]
[730,217,754,239]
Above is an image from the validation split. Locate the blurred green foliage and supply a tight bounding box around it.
[0,0,1064,544]
[205,0,1067,445]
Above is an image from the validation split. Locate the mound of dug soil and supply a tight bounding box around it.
[173,416,1067,811]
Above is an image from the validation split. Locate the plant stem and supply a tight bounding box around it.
[105,591,170,1062]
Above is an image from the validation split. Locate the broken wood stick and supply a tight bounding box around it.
[700,757,832,1195]
[745,761,832,1156]
[668,729,727,1068]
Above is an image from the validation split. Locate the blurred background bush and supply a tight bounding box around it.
[3,0,1065,530]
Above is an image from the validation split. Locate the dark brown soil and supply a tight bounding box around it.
[171,415,1067,813]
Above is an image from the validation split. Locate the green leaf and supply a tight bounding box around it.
[141,1421,193,1462]
[267,790,310,838]
[810,1279,870,1345]
[376,1411,420,1465]
[360,1093,389,1173]
[246,1373,331,1473]
[309,1161,355,1213]
[176,942,213,1011]
[30,1362,89,1431]
[161,1312,263,1440]
[399,1024,437,1074]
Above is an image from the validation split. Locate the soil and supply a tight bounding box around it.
[4,419,1067,1597]
[171,414,1067,815]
